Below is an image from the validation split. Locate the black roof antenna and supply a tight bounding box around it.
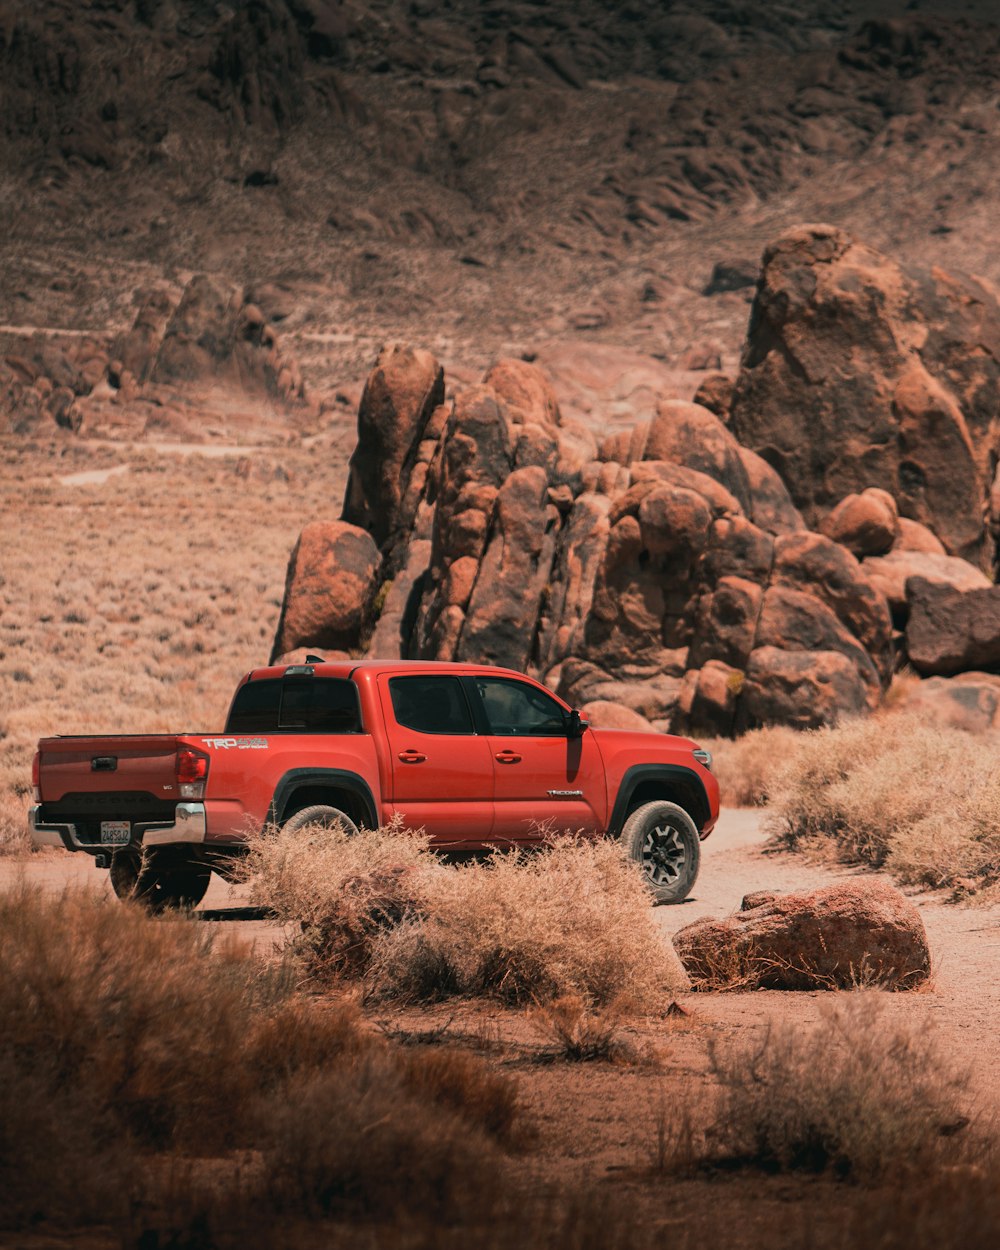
[305,654,326,663]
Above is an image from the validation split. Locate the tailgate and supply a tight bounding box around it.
[37,735,181,806]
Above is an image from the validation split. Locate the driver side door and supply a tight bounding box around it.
[470,674,607,842]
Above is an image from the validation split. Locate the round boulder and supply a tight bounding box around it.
[819,488,899,557]
[271,521,380,659]
[672,880,931,990]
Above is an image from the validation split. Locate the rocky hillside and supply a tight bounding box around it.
[270,225,1000,734]
[3,0,1000,386]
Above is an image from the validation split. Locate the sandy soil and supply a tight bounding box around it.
[9,807,1000,1109]
[7,807,999,1246]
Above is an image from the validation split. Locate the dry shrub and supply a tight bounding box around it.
[241,815,435,979]
[0,878,297,1155]
[376,837,668,1008]
[703,995,971,1180]
[0,787,30,855]
[399,1046,525,1147]
[676,934,774,993]
[650,1091,705,1176]
[703,724,802,807]
[767,714,1000,891]
[0,879,525,1234]
[530,993,642,1064]
[260,1057,502,1221]
[246,821,673,1008]
[847,1160,1000,1250]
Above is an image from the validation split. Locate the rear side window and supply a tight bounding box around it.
[226,678,362,733]
[389,675,474,735]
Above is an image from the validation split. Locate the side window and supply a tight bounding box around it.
[389,675,475,735]
[476,678,567,737]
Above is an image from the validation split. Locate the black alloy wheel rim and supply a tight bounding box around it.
[640,821,686,886]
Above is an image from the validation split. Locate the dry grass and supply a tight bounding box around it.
[766,714,1000,892]
[244,821,674,1009]
[530,993,646,1064]
[0,437,348,856]
[0,878,525,1234]
[699,995,972,1180]
[702,724,802,807]
[847,1163,1000,1250]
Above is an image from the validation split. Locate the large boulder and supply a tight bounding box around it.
[673,881,931,990]
[740,646,877,730]
[643,399,752,514]
[862,550,991,623]
[483,357,561,426]
[729,223,1000,572]
[737,447,804,536]
[905,579,1000,676]
[342,344,445,551]
[457,466,559,670]
[270,521,380,660]
[145,275,305,402]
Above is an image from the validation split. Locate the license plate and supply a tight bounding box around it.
[100,821,130,845]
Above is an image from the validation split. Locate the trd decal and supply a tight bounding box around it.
[201,737,269,750]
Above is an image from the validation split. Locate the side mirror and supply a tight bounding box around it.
[565,709,589,739]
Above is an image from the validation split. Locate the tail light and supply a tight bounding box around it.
[32,751,40,802]
[176,748,209,800]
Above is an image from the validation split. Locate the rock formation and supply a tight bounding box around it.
[729,224,1000,575]
[1,272,308,438]
[672,881,931,991]
[272,343,895,733]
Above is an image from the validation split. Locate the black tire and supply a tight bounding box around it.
[110,848,212,913]
[620,800,701,905]
[280,804,360,837]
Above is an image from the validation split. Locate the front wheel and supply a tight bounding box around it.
[110,848,212,913]
[620,801,701,905]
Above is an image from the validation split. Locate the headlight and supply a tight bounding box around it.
[692,748,713,771]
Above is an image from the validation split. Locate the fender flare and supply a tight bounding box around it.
[268,768,379,830]
[607,764,711,838]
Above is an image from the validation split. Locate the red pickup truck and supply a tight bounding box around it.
[31,659,718,908]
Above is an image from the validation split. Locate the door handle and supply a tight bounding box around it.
[398,751,426,764]
[495,751,522,764]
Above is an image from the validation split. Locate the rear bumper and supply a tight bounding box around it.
[29,803,207,852]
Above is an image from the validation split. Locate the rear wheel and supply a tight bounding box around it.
[280,804,359,837]
[110,848,211,913]
[620,800,700,905]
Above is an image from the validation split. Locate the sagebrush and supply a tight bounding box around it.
[766,714,1000,893]
[243,820,676,1008]
[702,995,971,1180]
[701,724,801,807]
[0,880,522,1232]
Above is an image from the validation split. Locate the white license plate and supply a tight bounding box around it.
[100,821,130,845]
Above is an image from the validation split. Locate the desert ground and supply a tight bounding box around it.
[6,800,1000,1249]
